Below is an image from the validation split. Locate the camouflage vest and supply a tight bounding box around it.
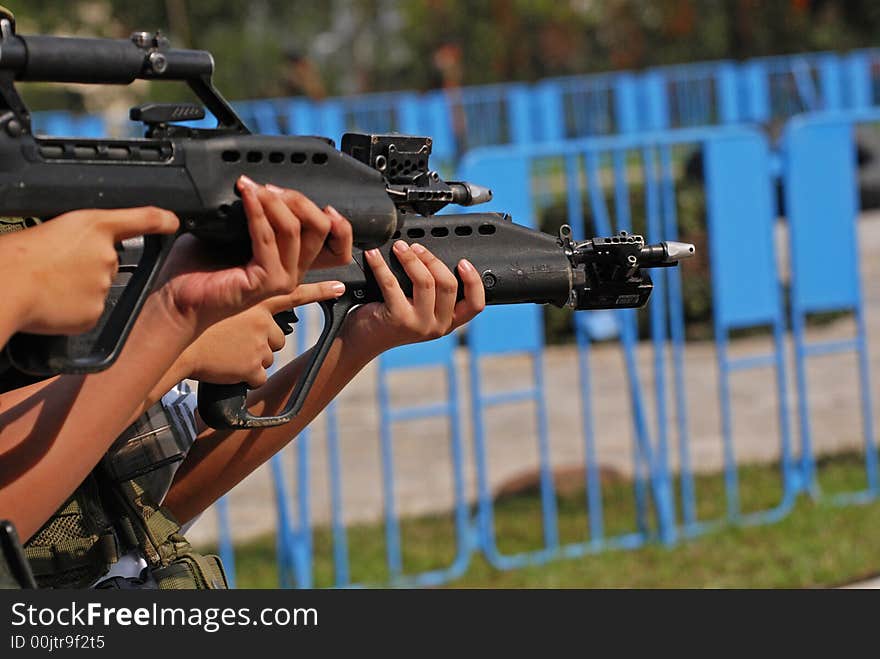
[23,403,228,590]
[2,213,226,589]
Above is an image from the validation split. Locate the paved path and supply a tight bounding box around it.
[187,212,880,546]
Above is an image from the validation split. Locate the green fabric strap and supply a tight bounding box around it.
[25,533,118,577]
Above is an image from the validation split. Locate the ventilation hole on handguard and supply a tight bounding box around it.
[430,227,449,237]
[74,145,98,159]
[406,228,425,239]
[478,224,496,235]
[222,150,240,162]
[455,226,473,236]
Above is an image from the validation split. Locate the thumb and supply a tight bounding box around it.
[265,281,345,313]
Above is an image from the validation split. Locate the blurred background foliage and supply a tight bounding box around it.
[6,0,880,107]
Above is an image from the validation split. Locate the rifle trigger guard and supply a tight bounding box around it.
[197,295,355,430]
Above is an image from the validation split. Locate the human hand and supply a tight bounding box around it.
[343,240,485,356]
[156,176,339,334]
[263,185,353,270]
[177,280,345,388]
[1,207,178,335]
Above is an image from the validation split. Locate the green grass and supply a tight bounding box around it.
[206,454,880,588]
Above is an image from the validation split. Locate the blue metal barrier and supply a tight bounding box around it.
[31,46,880,156]
[206,497,234,589]
[268,315,315,589]
[373,336,473,586]
[276,397,348,589]
[844,50,876,109]
[741,53,842,123]
[426,82,534,157]
[654,61,740,128]
[782,112,878,505]
[536,73,626,139]
[702,130,799,529]
[456,135,725,562]
[457,152,558,569]
[31,111,107,137]
[203,117,878,587]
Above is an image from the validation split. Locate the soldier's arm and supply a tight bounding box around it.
[164,243,485,524]
[0,208,179,347]
[0,179,325,541]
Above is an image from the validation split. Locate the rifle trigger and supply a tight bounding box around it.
[274,309,299,335]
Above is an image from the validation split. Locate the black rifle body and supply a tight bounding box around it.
[0,25,468,376]
[0,19,693,430]
[197,214,668,430]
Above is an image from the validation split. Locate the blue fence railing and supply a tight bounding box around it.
[212,115,876,588]
[32,49,880,157]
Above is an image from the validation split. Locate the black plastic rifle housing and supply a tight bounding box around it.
[0,17,694,430]
[0,20,487,376]
[197,217,694,430]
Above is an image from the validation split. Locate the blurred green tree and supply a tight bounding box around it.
[3,0,879,106]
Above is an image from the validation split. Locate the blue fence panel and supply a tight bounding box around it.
[458,136,700,562]
[457,149,557,569]
[31,111,107,137]
[844,51,874,110]
[233,100,284,134]
[746,53,840,122]
[639,70,671,131]
[782,113,878,505]
[657,61,730,129]
[538,73,622,139]
[740,60,772,123]
[373,335,473,587]
[267,323,315,589]
[210,497,235,589]
[703,130,798,529]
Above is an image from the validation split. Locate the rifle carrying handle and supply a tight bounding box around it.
[197,295,356,430]
[5,233,175,376]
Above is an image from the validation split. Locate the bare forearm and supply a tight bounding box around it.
[0,320,15,350]
[0,290,196,541]
[165,325,377,523]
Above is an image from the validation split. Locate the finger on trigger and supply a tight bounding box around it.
[286,281,346,308]
[267,281,345,312]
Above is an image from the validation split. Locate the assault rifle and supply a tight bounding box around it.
[0,18,487,376]
[198,210,694,429]
[0,16,694,429]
